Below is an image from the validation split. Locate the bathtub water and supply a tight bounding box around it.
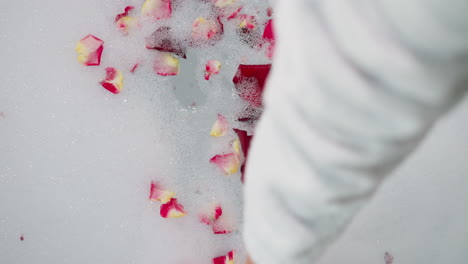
[1,0,467,263]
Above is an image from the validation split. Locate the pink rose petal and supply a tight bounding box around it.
[160,198,187,218]
[212,250,235,264]
[210,114,228,137]
[100,67,123,94]
[205,60,222,80]
[141,0,172,20]
[154,53,180,76]
[191,17,224,45]
[210,153,240,175]
[232,64,272,107]
[75,34,104,66]
[115,6,137,35]
[149,181,175,204]
[211,214,234,234]
[146,26,186,58]
[130,62,140,73]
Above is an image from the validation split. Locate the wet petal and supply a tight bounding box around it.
[191,17,224,44]
[210,114,228,137]
[115,6,137,34]
[146,26,186,58]
[149,181,175,204]
[100,67,123,94]
[211,214,234,234]
[141,0,172,20]
[75,34,104,66]
[232,64,271,107]
[154,53,180,76]
[160,198,187,218]
[210,153,240,175]
[204,60,222,80]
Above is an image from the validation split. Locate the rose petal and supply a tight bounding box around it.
[267,7,273,17]
[130,62,140,73]
[199,202,223,225]
[191,17,224,45]
[210,114,228,137]
[154,53,180,76]
[234,128,253,182]
[146,26,186,58]
[204,60,222,80]
[149,181,175,204]
[232,64,271,107]
[75,34,104,66]
[115,6,135,22]
[210,153,240,175]
[211,214,234,234]
[213,0,236,8]
[100,67,123,94]
[141,0,172,20]
[160,198,187,218]
[212,250,235,264]
[262,19,275,42]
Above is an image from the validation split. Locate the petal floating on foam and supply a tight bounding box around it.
[199,202,223,225]
[212,214,234,234]
[210,153,240,175]
[160,198,187,218]
[149,181,175,204]
[75,34,104,66]
[146,26,186,58]
[100,67,123,94]
[141,0,172,20]
[263,19,276,58]
[191,17,224,44]
[204,60,222,80]
[212,250,235,264]
[154,53,180,76]
[213,0,236,8]
[210,114,228,137]
[232,64,272,107]
[115,6,137,34]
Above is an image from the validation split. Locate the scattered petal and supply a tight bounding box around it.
[149,181,175,204]
[141,0,172,20]
[199,202,223,225]
[154,53,180,76]
[115,6,137,35]
[267,7,273,17]
[130,62,140,73]
[210,153,240,175]
[205,60,222,80]
[232,138,242,156]
[191,17,224,45]
[20,235,24,241]
[234,128,253,182]
[384,252,394,264]
[75,34,104,66]
[210,114,228,137]
[232,64,272,107]
[211,214,234,234]
[212,250,235,264]
[262,19,275,42]
[146,26,186,58]
[213,0,236,8]
[160,198,187,218]
[238,14,256,30]
[100,67,124,94]
[227,6,243,20]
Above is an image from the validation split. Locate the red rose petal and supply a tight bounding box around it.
[232,64,272,107]
[149,181,175,203]
[199,202,223,225]
[212,250,235,264]
[154,53,180,76]
[210,153,240,175]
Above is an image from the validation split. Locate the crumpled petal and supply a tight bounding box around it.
[115,6,137,35]
[211,214,234,234]
[210,153,240,175]
[160,198,187,218]
[141,0,172,20]
[210,114,228,137]
[212,250,235,264]
[204,60,222,80]
[100,67,124,94]
[75,34,104,66]
[149,181,175,204]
